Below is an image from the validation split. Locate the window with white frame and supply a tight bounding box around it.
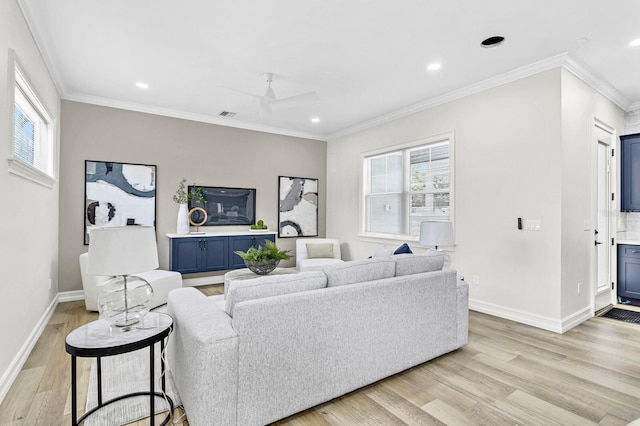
[362,135,452,239]
[8,54,55,187]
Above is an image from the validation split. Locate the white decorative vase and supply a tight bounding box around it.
[177,203,189,234]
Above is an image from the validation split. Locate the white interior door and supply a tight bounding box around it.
[594,123,615,312]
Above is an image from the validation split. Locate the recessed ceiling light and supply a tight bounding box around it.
[481,36,505,48]
[136,82,149,89]
[427,63,441,71]
[311,117,320,123]
[630,38,640,47]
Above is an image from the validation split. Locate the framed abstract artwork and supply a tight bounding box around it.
[84,160,157,244]
[278,176,318,238]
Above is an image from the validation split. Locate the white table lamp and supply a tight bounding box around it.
[87,226,158,331]
[419,221,454,267]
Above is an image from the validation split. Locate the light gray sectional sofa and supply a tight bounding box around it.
[167,252,469,426]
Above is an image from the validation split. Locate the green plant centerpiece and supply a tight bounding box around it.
[250,219,268,230]
[234,240,291,275]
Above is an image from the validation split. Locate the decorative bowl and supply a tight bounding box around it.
[245,259,280,275]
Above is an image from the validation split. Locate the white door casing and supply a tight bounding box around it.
[593,120,616,312]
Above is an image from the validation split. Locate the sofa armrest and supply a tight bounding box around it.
[456,279,469,347]
[167,288,239,426]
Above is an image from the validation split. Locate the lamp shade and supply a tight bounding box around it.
[419,221,454,247]
[86,226,159,276]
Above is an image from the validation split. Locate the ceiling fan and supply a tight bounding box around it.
[221,73,319,114]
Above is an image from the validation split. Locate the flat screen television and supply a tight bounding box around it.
[188,186,256,226]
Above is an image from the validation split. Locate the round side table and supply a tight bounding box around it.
[65,312,174,426]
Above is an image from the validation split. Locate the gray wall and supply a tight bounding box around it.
[326,68,625,332]
[59,101,326,292]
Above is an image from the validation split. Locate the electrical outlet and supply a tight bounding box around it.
[472,275,480,285]
[577,282,581,294]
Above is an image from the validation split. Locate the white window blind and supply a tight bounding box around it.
[9,61,55,185]
[363,137,452,239]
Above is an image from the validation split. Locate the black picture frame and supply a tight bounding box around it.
[84,160,157,245]
[187,185,256,226]
[278,176,318,238]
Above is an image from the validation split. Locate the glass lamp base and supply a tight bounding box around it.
[97,275,154,332]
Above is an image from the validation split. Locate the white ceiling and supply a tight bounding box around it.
[18,0,640,140]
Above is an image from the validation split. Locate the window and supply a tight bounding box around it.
[8,51,55,188]
[362,134,453,240]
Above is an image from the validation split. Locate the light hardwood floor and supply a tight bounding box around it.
[2,285,640,425]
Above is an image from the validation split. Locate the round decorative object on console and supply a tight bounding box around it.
[244,259,280,275]
[188,207,208,226]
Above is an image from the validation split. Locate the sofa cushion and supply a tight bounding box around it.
[225,271,327,316]
[323,257,396,287]
[372,245,394,257]
[393,243,413,255]
[306,243,335,259]
[394,252,445,276]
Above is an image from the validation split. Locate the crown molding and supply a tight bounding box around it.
[561,54,631,111]
[63,93,326,141]
[327,53,632,141]
[628,102,640,112]
[16,0,66,97]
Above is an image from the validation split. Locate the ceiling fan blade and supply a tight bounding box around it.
[270,91,320,105]
[259,98,272,116]
[219,85,263,100]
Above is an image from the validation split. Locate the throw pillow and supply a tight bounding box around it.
[306,243,335,259]
[225,271,327,316]
[323,257,396,287]
[373,245,394,257]
[394,243,413,255]
[394,252,445,276]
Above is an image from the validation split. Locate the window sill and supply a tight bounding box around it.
[7,157,56,189]
[358,233,419,244]
[358,233,456,252]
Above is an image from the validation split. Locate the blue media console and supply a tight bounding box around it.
[167,232,276,274]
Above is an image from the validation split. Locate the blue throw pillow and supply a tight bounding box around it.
[393,243,413,255]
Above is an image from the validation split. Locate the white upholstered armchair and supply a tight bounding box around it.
[295,238,344,272]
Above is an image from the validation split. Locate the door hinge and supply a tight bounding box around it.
[612,148,615,157]
[612,193,615,201]
[612,238,615,246]
[612,282,615,290]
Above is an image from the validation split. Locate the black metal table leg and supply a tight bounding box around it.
[150,341,155,426]
[97,355,102,406]
[71,355,77,425]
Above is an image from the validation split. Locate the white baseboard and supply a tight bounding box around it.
[58,289,84,302]
[470,298,592,334]
[560,306,593,333]
[182,276,224,287]
[470,298,563,333]
[0,295,58,404]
